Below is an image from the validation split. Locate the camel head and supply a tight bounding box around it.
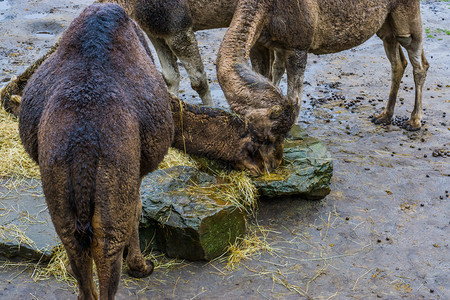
[239,97,298,175]
[232,135,281,177]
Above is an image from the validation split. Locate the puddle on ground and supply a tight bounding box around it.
[28,19,64,37]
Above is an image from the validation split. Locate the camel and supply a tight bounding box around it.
[169,95,284,174]
[19,4,174,298]
[217,0,429,134]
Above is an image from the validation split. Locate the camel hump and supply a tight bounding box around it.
[59,3,130,61]
[134,0,192,37]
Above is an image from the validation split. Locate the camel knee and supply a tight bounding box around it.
[396,35,412,48]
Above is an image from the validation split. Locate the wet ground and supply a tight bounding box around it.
[1,0,449,299]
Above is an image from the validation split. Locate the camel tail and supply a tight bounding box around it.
[68,125,100,250]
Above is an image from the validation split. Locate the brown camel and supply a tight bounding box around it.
[19,4,173,299]
[217,0,429,133]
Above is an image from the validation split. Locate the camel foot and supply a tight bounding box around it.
[371,112,392,125]
[402,119,422,131]
[127,259,154,278]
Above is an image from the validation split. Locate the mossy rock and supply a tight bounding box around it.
[139,166,246,261]
[253,125,333,199]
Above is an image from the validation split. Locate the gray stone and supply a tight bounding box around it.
[0,179,59,261]
[252,125,333,199]
[139,166,246,261]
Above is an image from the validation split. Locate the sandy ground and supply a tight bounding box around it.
[1,0,449,299]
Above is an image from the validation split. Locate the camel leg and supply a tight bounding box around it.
[271,50,285,86]
[90,212,126,300]
[285,49,307,120]
[165,29,214,106]
[250,44,271,78]
[388,6,429,130]
[403,46,428,131]
[372,30,408,125]
[149,37,181,97]
[42,175,98,299]
[126,191,154,278]
[55,221,97,299]
[92,247,123,300]
[65,249,98,300]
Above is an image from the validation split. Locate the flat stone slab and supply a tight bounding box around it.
[0,179,59,261]
[252,125,333,199]
[140,166,246,261]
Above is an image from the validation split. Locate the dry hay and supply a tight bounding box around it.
[31,243,184,291]
[192,156,258,213]
[0,223,36,250]
[158,147,198,169]
[219,223,276,270]
[32,244,77,290]
[0,106,40,181]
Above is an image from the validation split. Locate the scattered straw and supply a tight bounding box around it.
[215,170,258,213]
[218,223,276,270]
[32,244,77,290]
[31,242,184,291]
[0,224,36,249]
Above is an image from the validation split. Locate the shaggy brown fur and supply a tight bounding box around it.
[19,4,174,299]
[217,0,429,132]
[169,95,281,174]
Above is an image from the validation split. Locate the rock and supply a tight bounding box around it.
[139,166,246,261]
[0,180,59,261]
[252,125,333,199]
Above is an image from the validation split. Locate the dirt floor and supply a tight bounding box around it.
[1,0,449,299]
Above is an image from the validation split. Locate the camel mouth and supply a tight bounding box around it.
[236,140,284,176]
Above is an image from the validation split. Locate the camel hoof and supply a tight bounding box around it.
[370,112,393,125]
[127,259,154,278]
[403,122,421,131]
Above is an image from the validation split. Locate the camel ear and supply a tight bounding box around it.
[268,105,282,119]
